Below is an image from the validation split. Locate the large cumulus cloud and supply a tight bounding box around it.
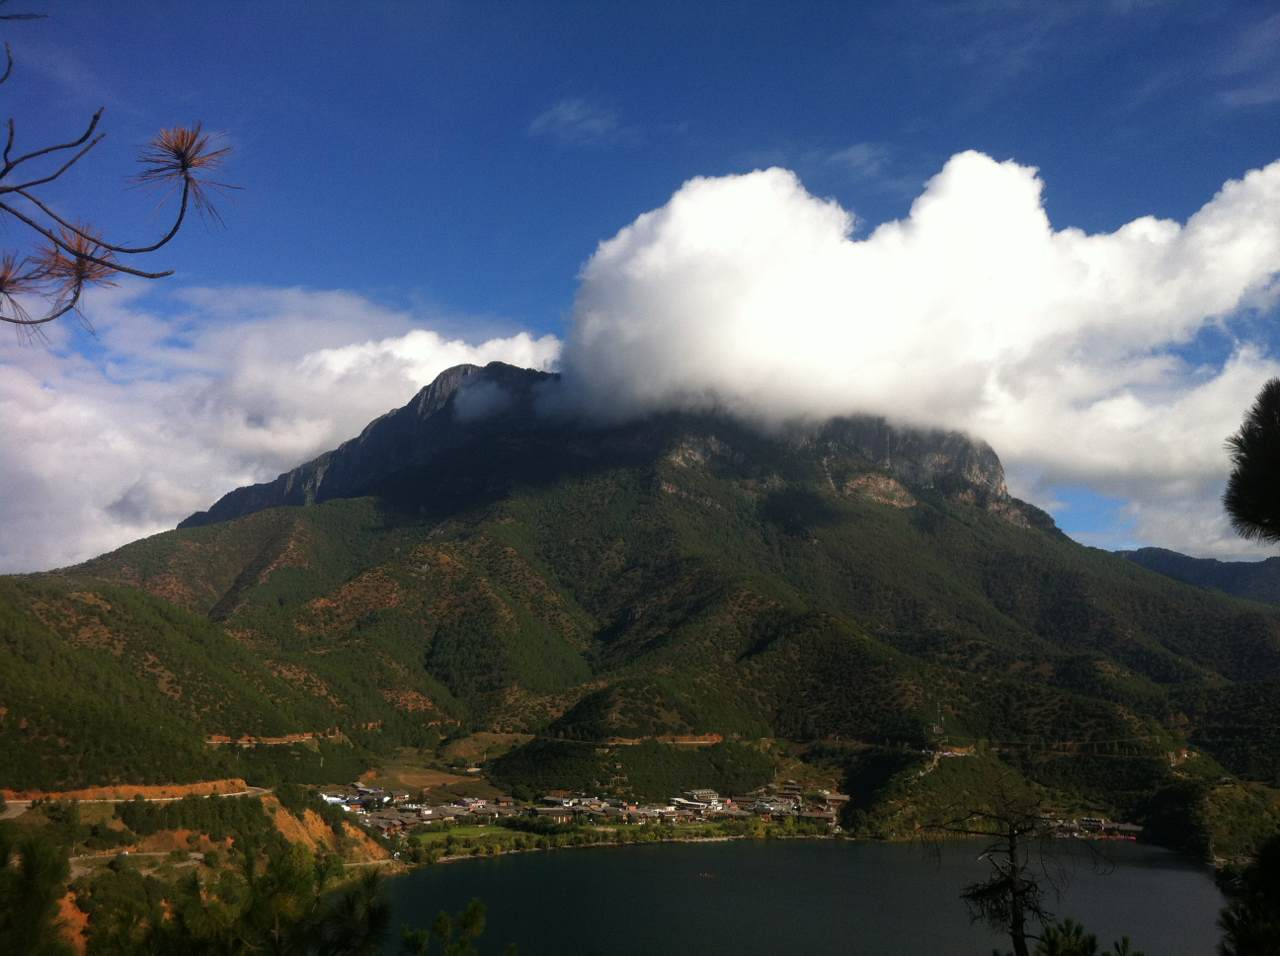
[562,151,1280,557]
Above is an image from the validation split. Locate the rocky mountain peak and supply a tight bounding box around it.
[179,362,554,528]
[179,361,1052,533]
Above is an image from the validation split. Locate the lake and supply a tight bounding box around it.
[383,838,1225,955]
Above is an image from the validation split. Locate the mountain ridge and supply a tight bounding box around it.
[179,361,1054,535]
[1119,546,1280,606]
[179,362,556,528]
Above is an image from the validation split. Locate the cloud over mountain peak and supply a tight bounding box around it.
[561,150,1280,555]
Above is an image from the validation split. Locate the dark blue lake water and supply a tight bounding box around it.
[384,839,1223,955]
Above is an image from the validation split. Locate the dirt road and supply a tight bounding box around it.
[1,784,272,821]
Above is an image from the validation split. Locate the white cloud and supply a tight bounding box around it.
[824,142,893,180]
[561,151,1280,559]
[1208,10,1280,108]
[0,286,560,572]
[529,98,627,145]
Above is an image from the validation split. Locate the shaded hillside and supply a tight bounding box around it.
[1120,546,1280,606]
[4,363,1280,810]
[178,362,556,529]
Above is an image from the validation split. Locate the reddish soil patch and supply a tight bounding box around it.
[259,525,312,580]
[264,796,339,852]
[224,628,260,648]
[380,689,437,713]
[341,821,391,862]
[132,828,203,853]
[143,571,199,609]
[141,651,183,700]
[58,892,89,955]
[30,595,125,656]
[270,661,342,706]
[301,567,404,633]
[68,592,112,612]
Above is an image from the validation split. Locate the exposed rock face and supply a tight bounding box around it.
[180,361,1057,534]
[841,474,917,509]
[179,363,553,528]
[818,416,1008,504]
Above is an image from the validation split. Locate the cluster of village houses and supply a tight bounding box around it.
[320,780,1143,844]
[1052,816,1143,840]
[319,781,852,840]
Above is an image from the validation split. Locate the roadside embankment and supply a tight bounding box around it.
[2,778,252,802]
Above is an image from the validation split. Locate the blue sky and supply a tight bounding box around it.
[22,1,1280,317]
[2,0,1279,569]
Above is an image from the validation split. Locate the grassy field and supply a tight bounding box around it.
[411,824,503,845]
[441,732,534,764]
[360,748,503,801]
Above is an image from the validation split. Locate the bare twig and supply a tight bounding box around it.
[13,178,190,253]
[0,278,81,328]
[1,133,104,191]
[0,108,102,177]
[0,1,49,21]
[0,11,231,336]
[0,202,173,278]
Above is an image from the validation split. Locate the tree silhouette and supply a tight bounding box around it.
[1218,835,1280,956]
[0,823,74,956]
[0,4,230,338]
[1028,918,1145,956]
[922,764,1124,956]
[924,768,1061,956]
[1225,379,1280,545]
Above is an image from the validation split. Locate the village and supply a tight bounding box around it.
[320,780,852,842]
[318,778,1145,852]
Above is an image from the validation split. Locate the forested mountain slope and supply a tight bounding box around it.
[1120,546,1280,607]
[4,362,1279,806]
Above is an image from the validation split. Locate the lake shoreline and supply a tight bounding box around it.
[386,826,1187,878]
[416,829,805,869]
